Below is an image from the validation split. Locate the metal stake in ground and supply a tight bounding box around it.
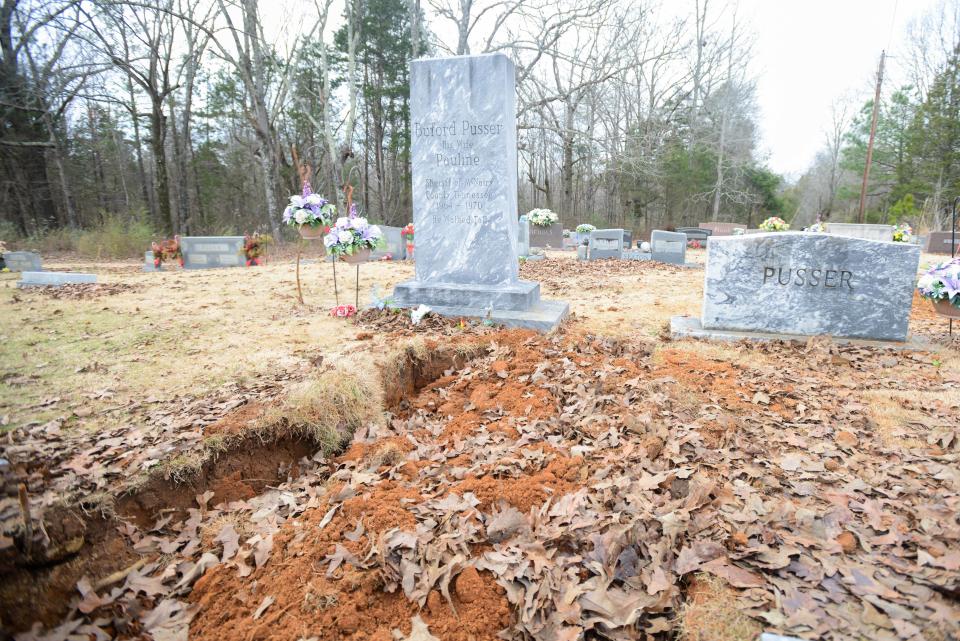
[951,197,958,336]
[332,256,339,306]
[295,238,304,305]
[355,263,360,309]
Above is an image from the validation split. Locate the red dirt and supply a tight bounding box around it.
[204,401,266,436]
[654,349,751,410]
[455,455,583,512]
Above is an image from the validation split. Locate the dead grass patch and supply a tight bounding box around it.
[678,574,762,641]
[862,390,953,449]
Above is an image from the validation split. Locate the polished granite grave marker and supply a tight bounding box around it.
[371,226,406,260]
[180,236,244,269]
[393,53,567,331]
[698,232,920,341]
[588,229,624,260]
[651,230,687,265]
[17,271,96,287]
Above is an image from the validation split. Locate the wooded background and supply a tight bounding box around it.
[2,0,959,248]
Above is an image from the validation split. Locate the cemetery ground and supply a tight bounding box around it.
[1,248,959,641]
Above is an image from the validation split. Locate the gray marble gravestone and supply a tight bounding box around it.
[517,216,530,257]
[392,54,567,331]
[143,251,157,272]
[925,231,960,255]
[828,223,894,242]
[180,236,245,269]
[371,225,406,260]
[588,229,624,260]
[18,271,96,287]
[651,230,687,265]
[3,251,42,272]
[677,227,711,245]
[529,222,563,248]
[694,232,920,341]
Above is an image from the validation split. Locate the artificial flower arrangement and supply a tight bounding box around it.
[732,228,746,235]
[892,223,913,243]
[527,208,559,227]
[808,221,827,233]
[323,204,384,263]
[401,223,414,242]
[282,182,336,238]
[917,257,960,318]
[244,233,272,266]
[575,223,596,234]
[687,239,703,249]
[151,236,182,269]
[759,216,790,232]
[331,304,357,318]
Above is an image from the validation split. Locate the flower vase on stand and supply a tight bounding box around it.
[406,243,414,259]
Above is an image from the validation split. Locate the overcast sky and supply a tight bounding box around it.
[741,0,939,178]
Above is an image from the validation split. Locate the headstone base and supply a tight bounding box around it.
[394,280,541,311]
[670,316,930,351]
[426,299,569,332]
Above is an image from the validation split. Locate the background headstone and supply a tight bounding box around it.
[144,251,157,272]
[371,225,406,260]
[18,271,96,287]
[180,236,245,269]
[588,229,624,260]
[517,216,530,257]
[827,223,894,242]
[699,222,746,236]
[529,222,563,248]
[677,227,711,245]
[702,232,920,341]
[3,251,42,272]
[651,230,687,265]
[925,231,960,255]
[392,53,567,331]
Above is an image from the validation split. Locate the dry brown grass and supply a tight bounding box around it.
[677,574,762,641]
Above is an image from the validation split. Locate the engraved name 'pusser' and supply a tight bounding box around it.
[762,266,854,289]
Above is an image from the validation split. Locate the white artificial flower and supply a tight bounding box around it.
[305,194,323,205]
[369,225,382,238]
[323,233,337,247]
[289,195,305,208]
[338,230,353,244]
[294,210,309,224]
[351,216,368,229]
[335,217,349,229]
[917,274,935,290]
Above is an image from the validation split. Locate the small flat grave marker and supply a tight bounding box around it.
[925,231,960,255]
[371,225,406,260]
[18,271,96,288]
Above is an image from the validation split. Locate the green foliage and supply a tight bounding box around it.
[18,212,154,258]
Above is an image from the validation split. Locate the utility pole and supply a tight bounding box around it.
[858,51,885,224]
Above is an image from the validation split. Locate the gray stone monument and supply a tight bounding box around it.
[699,222,746,236]
[677,227,711,245]
[392,54,567,331]
[3,251,42,272]
[180,236,245,269]
[18,271,96,288]
[688,232,920,341]
[828,223,894,242]
[517,216,530,257]
[371,225,406,260]
[529,222,563,249]
[651,230,687,265]
[588,229,624,260]
[144,251,158,272]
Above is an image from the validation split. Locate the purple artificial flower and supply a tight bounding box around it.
[302,181,312,198]
[349,203,358,218]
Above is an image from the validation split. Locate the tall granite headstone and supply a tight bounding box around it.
[699,232,920,341]
[392,54,567,331]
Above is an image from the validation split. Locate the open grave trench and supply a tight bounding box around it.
[2,322,959,641]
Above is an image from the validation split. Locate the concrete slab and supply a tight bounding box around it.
[18,272,97,288]
[426,299,569,332]
[670,316,935,351]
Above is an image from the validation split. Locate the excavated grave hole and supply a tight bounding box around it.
[0,341,484,634]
